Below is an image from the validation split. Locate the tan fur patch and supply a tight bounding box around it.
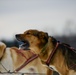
[0,42,6,59]
[0,43,52,75]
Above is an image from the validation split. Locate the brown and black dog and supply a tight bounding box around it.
[16,29,76,75]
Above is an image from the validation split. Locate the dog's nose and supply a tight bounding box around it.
[15,34,20,38]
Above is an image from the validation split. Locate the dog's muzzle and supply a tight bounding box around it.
[15,34,30,50]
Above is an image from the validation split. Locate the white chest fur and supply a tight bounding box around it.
[49,65,61,75]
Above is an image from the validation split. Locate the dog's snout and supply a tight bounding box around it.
[15,34,20,38]
[15,34,22,41]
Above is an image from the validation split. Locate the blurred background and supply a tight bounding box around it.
[0,0,76,75]
[0,0,76,48]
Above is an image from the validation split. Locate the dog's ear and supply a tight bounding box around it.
[38,32,48,41]
[51,37,57,44]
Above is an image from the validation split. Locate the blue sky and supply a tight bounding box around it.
[0,0,76,40]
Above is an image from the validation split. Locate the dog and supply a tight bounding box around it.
[15,29,76,75]
[0,42,53,75]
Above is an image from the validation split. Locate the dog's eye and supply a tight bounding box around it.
[33,32,38,36]
[33,33,37,36]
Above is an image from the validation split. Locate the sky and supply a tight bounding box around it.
[0,0,76,40]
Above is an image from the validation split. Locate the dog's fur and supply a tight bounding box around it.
[0,42,52,75]
[16,29,76,75]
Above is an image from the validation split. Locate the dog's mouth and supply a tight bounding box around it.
[18,40,30,50]
[15,34,30,50]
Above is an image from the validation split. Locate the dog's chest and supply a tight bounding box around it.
[48,65,62,75]
[49,65,58,71]
[0,48,13,72]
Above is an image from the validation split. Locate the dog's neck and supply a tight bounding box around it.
[39,38,55,63]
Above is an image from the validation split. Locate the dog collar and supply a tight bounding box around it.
[40,38,60,66]
[45,42,60,66]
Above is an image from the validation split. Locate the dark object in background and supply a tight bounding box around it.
[1,40,19,47]
[56,35,76,49]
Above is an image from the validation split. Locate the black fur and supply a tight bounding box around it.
[60,43,76,70]
[50,36,76,70]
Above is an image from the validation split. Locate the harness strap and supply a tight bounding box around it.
[15,54,39,72]
[0,62,8,72]
[11,48,39,72]
[0,47,39,73]
[45,42,59,66]
[11,48,27,59]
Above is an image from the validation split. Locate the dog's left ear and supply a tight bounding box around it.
[38,32,48,41]
[44,32,48,40]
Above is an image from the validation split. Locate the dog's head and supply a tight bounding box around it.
[15,29,49,53]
